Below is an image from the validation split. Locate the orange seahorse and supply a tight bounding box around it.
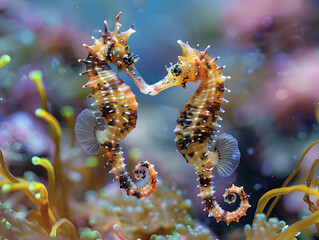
[75,12,157,199]
[149,40,250,224]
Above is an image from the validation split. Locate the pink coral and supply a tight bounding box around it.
[222,0,310,39]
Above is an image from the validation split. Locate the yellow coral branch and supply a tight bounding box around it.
[0,181,54,233]
[0,179,40,208]
[0,54,11,67]
[35,109,61,200]
[277,210,319,240]
[29,70,48,112]
[304,158,319,212]
[312,178,319,188]
[256,185,319,215]
[303,158,319,232]
[0,149,42,207]
[1,147,58,234]
[0,149,19,183]
[0,179,38,208]
[316,104,319,124]
[35,108,62,141]
[266,141,319,218]
[50,218,78,240]
[26,210,42,222]
[32,156,56,209]
[34,108,70,220]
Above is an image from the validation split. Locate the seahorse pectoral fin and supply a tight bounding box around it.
[211,133,241,177]
[75,109,100,155]
[122,66,151,94]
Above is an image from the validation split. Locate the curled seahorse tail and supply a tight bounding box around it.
[221,185,250,224]
[196,164,250,225]
[132,161,158,197]
[105,147,157,199]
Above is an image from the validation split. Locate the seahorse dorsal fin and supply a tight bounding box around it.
[213,133,241,177]
[75,109,100,155]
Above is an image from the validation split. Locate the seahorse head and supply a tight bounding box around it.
[83,12,149,93]
[150,40,215,95]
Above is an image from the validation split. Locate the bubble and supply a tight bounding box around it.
[247,69,254,74]
[51,57,60,68]
[247,148,254,155]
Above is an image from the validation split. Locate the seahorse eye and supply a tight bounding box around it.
[170,64,182,77]
[123,53,134,66]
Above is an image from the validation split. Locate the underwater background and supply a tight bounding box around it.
[1,0,319,239]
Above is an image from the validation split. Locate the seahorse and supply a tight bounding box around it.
[75,12,157,199]
[149,40,250,224]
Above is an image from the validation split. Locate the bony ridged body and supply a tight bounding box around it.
[77,13,157,199]
[150,40,250,224]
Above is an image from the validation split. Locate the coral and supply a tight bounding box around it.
[248,141,319,239]
[76,181,212,240]
[244,213,296,240]
[29,70,48,112]
[221,0,310,54]
[265,140,319,219]
[0,202,51,240]
[0,68,103,239]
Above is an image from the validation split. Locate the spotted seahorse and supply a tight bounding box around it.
[149,40,250,224]
[75,12,157,199]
